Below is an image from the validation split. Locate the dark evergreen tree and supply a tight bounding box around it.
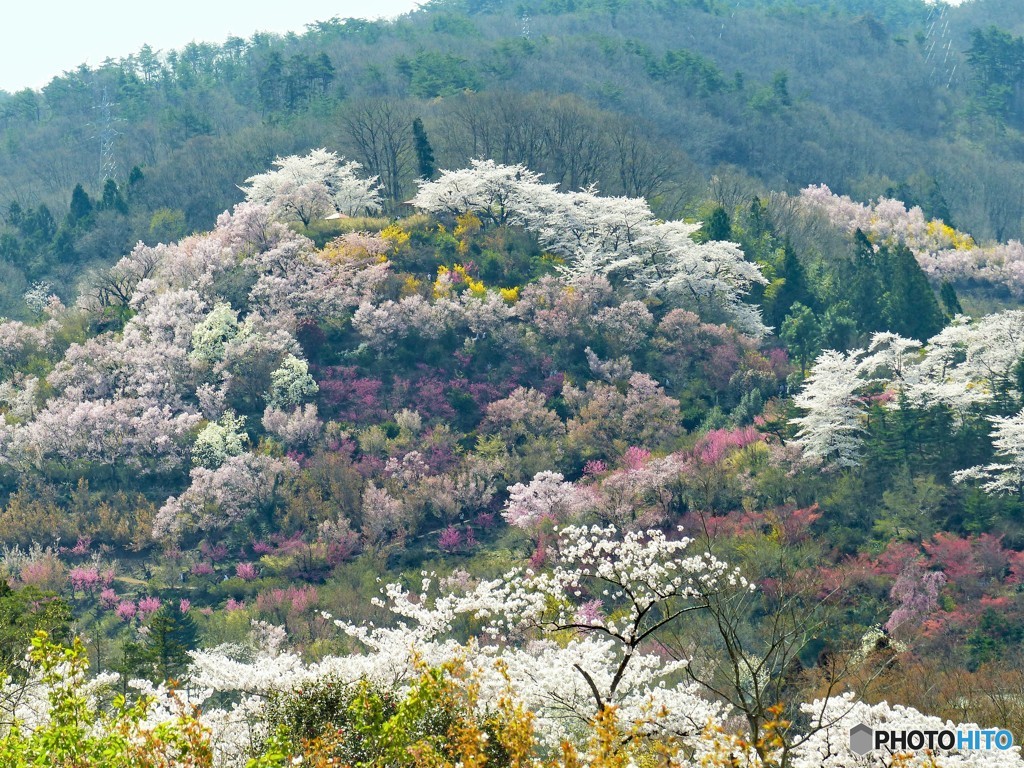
[124,605,198,684]
[22,205,56,242]
[412,117,436,180]
[845,229,883,334]
[877,244,946,341]
[0,233,22,264]
[128,165,146,189]
[700,205,731,242]
[52,226,78,264]
[780,301,820,376]
[5,202,23,228]
[940,281,963,317]
[98,179,128,215]
[0,582,71,679]
[764,244,811,328]
[818,305,858,352]
[67,184,93,226]
[258,51,286,115]
[747,197,768,239]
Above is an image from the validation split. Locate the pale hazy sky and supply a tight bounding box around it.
[0,1,423,93]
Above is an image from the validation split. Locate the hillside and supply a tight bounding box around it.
[1,1,1024,766]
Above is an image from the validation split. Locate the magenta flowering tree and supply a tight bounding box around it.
[235,562,260,581]
[437,526,462,553]
[137,596,162,618]
[68,567,103,594]
[693,426,762,465]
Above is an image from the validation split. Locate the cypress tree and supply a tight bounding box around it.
[125,605,199,684]
[765,244,811,328]
[847,229,883,333]
[413,117,436,180]
[701,205,732,242]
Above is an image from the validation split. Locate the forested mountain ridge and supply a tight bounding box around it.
[1,0,1024,315]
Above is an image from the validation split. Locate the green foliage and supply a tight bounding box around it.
[0,583,71,678]
[98,179,129,216]
[67,184,93,227]
[644,47,727,96]
[940,280,963,317]
[697,205,731,242]
[967,25,1024,122]
[149,208,187,244]
[252,663,535,768]
[966,608,1024,671]
[122,606,199,684]
[780,302,819,376]
[397,52,481,98]
[875,244,946,341]
[0,632,213,767]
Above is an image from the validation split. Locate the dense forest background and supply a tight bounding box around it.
[1,0,1024,314]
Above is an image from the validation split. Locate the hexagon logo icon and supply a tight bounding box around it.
[850,723,874,756]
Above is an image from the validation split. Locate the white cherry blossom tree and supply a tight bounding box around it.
[241,148,381,225]
[791,349,867,469]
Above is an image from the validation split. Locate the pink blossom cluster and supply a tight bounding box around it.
[68,566,114,593]
[255,586,319,615]
[798,184,1024,296]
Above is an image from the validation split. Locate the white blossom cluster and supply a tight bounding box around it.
[791,311,1024,484]
[0,173,390,535]
[411,159,768,335]
[794,692,1023,768]
[241,148,381,225]
[180,523,748,759]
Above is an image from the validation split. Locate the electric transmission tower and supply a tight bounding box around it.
[90,86,124,184]
[923,3,957,89]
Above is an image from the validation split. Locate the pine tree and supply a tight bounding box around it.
[699,205,731,242]
[781,301,820,376]
[765,244,811,328]
[846,229,883,334]
[98,179,128,215]
[940,281,963,317]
